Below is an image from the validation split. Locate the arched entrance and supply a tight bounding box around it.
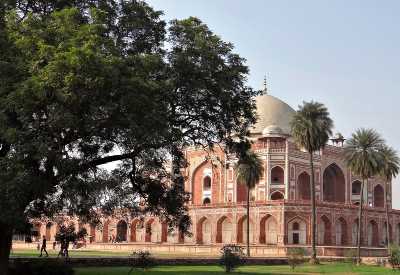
[145,219,161,243]
[196,217,211,244]
[271,166,284,185]
[373,185,384,207]
[237,216,254,244]
[102,220,110,243]
[216,216,232,244]
[318,215,332,245]
[367,220,379,247]
[45,222,52,241]
[288,219,306,245]
[335,217,347,246]
[323,164,345,202]
[116,220,127,242]
[260,215,278,244]
[297,172,310,200]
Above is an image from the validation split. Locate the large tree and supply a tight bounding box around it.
[290,101,333,264]
[235,150,263,257]
[0,1,259,273]
[344,128,384,265]
[378,145,399,250]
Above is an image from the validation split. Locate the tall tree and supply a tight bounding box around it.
[235,150,263,257]
[344,128,384,265]
[378,145,400,250]
[290,101,333,264]
[0,1,259,273]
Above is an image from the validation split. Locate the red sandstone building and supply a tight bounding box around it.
[21,94,400,256]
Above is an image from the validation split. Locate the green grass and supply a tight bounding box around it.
[11,248,130,258]
[75,264,394,275]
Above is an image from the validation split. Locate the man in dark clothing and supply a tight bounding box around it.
[39,236,48,257]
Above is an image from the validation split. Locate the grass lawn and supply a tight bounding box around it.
[75,263,394,275]
[11,248,131,258]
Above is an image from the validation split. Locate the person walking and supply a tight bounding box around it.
[39,236,48,257]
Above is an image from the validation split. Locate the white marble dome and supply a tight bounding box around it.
[251,94,295,136]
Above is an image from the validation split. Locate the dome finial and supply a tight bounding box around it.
[263,74,268,94]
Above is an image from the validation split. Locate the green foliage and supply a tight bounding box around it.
[8,261,74,275]
[0,1,259,266]
[235,151,264,190]
[129,250,156,273]
[388,244,400,269]
[287,248,306,270]
[55,224,87,243]
[344,129,385,180]
[290,101,333,154]
[379,144,400,183]
[219,245,244,273]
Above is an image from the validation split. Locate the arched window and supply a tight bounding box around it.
[203,176,211,190]
[293,222,300,231]
[323,164,345,202]
[270,191,284,200]
[352,181,361,195]
[203,197,211,205]
[373,185,384,208]
[288,220,306,245]
[271,166,284,185]
[297,172,311,200]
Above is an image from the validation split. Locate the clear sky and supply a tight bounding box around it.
[147,0,400,207]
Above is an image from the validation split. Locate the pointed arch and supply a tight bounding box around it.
[323,163,345,202]
[297,171,310,200]
[318,215,332,245]
[216,216,232,244]
[287,217,307,245]
[196,217,211,244]
[116,220,127,242]
[237,215,254,244]
[271,166,284,185]
[373,184,384,207]
[260,214,278,244]
[367,220,379,247]
[335,217,347,246]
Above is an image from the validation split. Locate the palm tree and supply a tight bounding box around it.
[378,145,400,251]
[344,128,384,265]
[236,150,263,257]
[290,101,333,264]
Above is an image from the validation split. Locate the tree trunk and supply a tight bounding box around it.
[246,185,250,257]
[0,223,12,275]
[385,180,390,254]
[356,178,365,265]
[309,152,318,264]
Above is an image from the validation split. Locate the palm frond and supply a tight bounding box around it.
[235,150,263,189]
[290,101,333,153]
[379,144,400,182]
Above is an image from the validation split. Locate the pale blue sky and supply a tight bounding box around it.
[147,0,400,207]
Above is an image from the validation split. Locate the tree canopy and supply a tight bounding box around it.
[0,0,259,265]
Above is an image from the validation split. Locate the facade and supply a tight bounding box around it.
[25,94,400,256]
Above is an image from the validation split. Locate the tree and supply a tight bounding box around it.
[235,150,263,257]
[378,145,399,251]
[290,101,333,264]
[344,128,384,265]
[0,1,259,273]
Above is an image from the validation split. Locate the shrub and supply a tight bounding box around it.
[287,247,306,270]
[129,250,156,274]
[219,244,244,273]
[8,261,74,275]
[343,249,357,264]
[388,244,400,269]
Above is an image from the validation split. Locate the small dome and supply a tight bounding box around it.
[251,94,295,136]
[262,124,284,137]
